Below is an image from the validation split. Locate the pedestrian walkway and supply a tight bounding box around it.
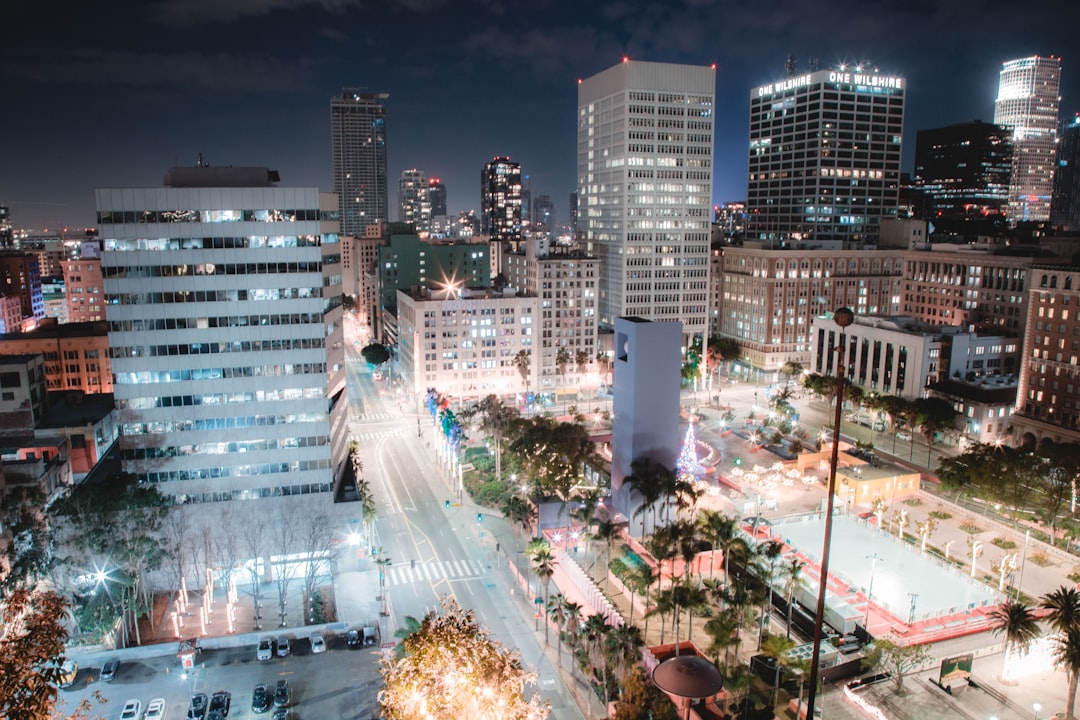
[382,558,487,586]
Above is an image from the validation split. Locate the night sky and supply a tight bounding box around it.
[3,0,1079,232]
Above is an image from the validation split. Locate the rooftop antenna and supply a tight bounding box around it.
[785,54,797,77]
[197,152,207,168]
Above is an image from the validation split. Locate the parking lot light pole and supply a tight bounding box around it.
[806,307,854,720]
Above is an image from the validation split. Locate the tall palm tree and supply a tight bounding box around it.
[605,623,644,701]
[476,394,519,482]
[514,349,531,392]
[1044,586,1080,720]
[590,518,620,588]
[647,587,677,646]
[704,609,740,669]
[582,614,611,702]
[988,600,1041,682]
[527,538,556,644]
[1054,629,1080,720]
[624,457,676,536]
[501,494,535,545]
[757,540,784,649]
[626,561,656,626]
[761,633,796,708]
[782,556,806,639]
[547,593,571,667]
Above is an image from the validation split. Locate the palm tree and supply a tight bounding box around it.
[575,348,590,375]
[501,494,535,544]
[761,633,796,708]
[475,394,519,482]
[562,599,583,675]
[555,346,571,384]
[605,623,645,701]
[698,509,741,582]
[665,580,709,654]
[989,600,1041,682]
[591,518,620,589]
[704,609,740,668]
[647,587,677,646]
[514,349,531,392]
[1044,586,1080,720]
[547,593,571,666]
[626,562,655,626]
[624,457,674,538]
[1054,629,1080,720]
[527,538,556,644]
[757,540,784,649]
[782,556,806,639]
[582,614,611,702]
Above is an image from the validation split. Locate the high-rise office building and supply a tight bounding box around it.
[481,156,522,242]
[913,120,1012,236]
[97,166,349,503]
[747,66,906,249]
[1052,113,1080,230]
[535,195,555,230]
[569,192,578,234]
[0,253,44,324]
[397,169,430,229]
[994,55,1062,223]
[577,59,714,343]
[331,89,389,235]
[427,177,447,218]
[0,207,13,248]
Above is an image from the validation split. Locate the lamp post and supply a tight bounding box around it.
[1033,702,1042,720]
[864,553,884,629]
[908,592,919,625]
[806,306,854,720]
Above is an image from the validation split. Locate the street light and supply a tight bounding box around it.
[864,553,884,629]
[806,306,854,720]
[1033,702,1042,720]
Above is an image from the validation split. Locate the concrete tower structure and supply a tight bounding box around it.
[331,89,389,235]
[577,59,714,346]
[994,56,1062,223]
[747,65,906,249]
[481,156,522,243]
[398,169,430,229]
[97,166,349,503]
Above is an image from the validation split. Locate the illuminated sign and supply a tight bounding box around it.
[828,72,903,89]
[756,74,813,97]
[755,71,904,97]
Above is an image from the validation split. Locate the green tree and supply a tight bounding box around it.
[470,394,520,483]
[555,346,571,382]
[625,561,655,626]
[527,540,557,644]
[782,557,806,639]
[874,638,930,693]
[501,495,536,544]
[514,349,531,390]
[780,361,804,382]
[507,416,598,524]
[624,457,676,537]
[761,633,795,708]
[574,349,590,374]
[0,588,76,720]
[1053,629,1080,720]
[592,518,620,590]
[360,342,390,366]
[989,600,1041,682]
[911,396,961,464]
[547,593,572,668]
[379,598,549,719]
[0,487,52,592]
[704,609,739,668]
[697,510,747,588]
[1044,585,1080,720]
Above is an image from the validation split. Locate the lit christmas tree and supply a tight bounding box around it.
[676,423,704,482]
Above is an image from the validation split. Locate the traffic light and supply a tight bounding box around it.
[477,513,483,524]
[733,457,742,466]
[445,499,451,509]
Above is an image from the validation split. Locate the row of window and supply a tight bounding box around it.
[107,287,321,304]
[109,312,323,332]
[173,483,334,504]
[98,208,334,224]
[136,459,331,482]
[111,338,325,362]
[124,436,328,456]
[103,262,322,279]
[104,235,330,252]
[118,387,325,409]
[122,412,325,435]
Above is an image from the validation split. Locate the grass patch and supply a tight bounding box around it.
[903,498,923,506]
[959,521,982,534]
[1030,551,1053,568]
[991,537,1017,550]
[929,511,952,521]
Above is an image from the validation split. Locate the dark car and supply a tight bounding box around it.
[207,713,226,720]
[271,710,290,720]
[188,693,209,720]
[346,629,361,649]
[273,679,290,708]
[100,658,120,682]
[209,690,231,716]
[251,684,272,714]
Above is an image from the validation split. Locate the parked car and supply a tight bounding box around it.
[144,699,167,720]
[362,625,378,646]
[895,430,911,441]
[120,700,142,720]
[187,693,208,720]
[58,659,78,688]
[100,659,120,682]
[309,633,327,654]
[251,684,272,714]
[346,629,361,649]
[273,679,290,708]
[209,690,231,717]
[271,710,290,720]
[276,636,291,657]
[257,637,274,661]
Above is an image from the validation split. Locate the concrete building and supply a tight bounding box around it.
[1052,113,1080,231]
[0,320,112,393]
[372,233,490,343]
[331,89,389,235]
[809,313,1019,401]
[481,156,522,243]
[35,391,119,481]
[61,255,105,323]
[398,169,431,230]
[994,56,1062,223]
[718,246,904,373]
[926,378,1017,447]
[0,354,49,439]
[41,276,66,323]
[97,166,349,503]
[1013,265,1080,445]
[396,285,538,401]
[577,60,714,344]
[913,120,1012,237]
[0,252,44,324]
[427,177,447,218]
[0,296,23,334]
[747,66,906,248]
[708,242,724,339]
[502,239,598,397]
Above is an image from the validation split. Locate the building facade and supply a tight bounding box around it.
[0,253,44,324]
[719,246,904,372]
[913,121,1012,237]
[61,256,105,323]
[1052,113,1080,231]
[398,169,431,229]
[0,321,113,393]
[926,378,1016,447]
[578,59,714,344]
[331,89,389,235]
[97,166,348,503]
[428,177,447,218]
[502,240,598,393]
[994,56,1062,223]
[747,67,906,249]
[396,286,538,400]
[481,156,522,243]
[1013,265,1080,445]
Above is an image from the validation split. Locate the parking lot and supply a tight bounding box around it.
[57,631,383,720]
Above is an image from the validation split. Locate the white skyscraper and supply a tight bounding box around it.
[97,166,349,503]
[577,59,715,345]
[398,168,431,229]
[994,55,1062,223]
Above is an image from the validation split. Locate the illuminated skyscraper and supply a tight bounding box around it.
[331,89,389,235]
[1052,113,1080,231]
[427,177,447,217]
[480,156,522,242]
[397,169,430,229]
[578,59,714,342]
[747,65,906,249]
[97,166,349,503]
[994,55,1061,223]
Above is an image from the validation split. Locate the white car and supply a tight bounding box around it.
[120,699,142,720]
[895,430,912,441]
[309,633,327,654]
[257,637,274,661]
[144,699,167,720]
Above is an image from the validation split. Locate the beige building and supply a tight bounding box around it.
[0,320,112,393]
[61,257,105,323]
[502,239,598,394]
[396,286,538,401]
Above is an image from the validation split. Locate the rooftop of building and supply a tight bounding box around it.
[0,319,107,341]
[398,285,533,301]
[163,164,280,188]
[38,391,115,429]
[0,353,43,365]
[927,378,1018,404]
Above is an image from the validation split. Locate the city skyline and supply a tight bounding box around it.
[2,0,1079,231]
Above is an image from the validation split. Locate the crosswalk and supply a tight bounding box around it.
[353,412,397,422]
[383,558,487,586]
[351,428,403,443]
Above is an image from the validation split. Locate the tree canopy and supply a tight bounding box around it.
[361,343,391,366]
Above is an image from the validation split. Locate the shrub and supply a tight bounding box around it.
[929,511,952,521]
[959,521,982,534]
[1030,551,1053,567]
[990,537,1017,550]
